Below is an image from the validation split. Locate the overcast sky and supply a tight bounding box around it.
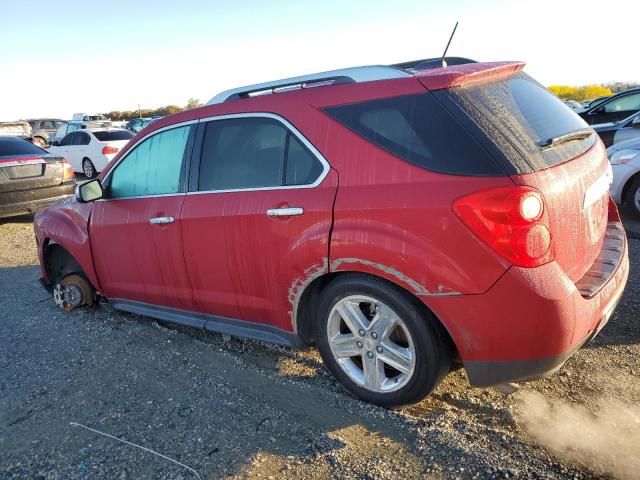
[0,0,636,120]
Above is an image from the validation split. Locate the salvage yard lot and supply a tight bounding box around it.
[1,215,639,480]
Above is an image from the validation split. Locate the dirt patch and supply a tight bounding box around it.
[0,215,639,479]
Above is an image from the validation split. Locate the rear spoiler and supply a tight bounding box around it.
[416,61,525,90]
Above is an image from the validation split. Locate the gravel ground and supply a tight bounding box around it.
[0,214,638,480]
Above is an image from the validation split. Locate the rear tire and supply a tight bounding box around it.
[314,274,451,409]
[624,176,640,219]
[82,158,97,179]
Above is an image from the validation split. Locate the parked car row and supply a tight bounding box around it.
[32,58,629,408]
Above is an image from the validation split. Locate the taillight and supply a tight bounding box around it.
[62,159,75,182]
[102,145,119,155]
[453,186,553,268]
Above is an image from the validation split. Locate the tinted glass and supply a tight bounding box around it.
[109,125,190,198]
[286,134,324,185]
[324,92,503,175]
[41,121,55,129]
[449,72,595,171]
[76,132,90,145]
[94,130,133,142]
[60,132,76,146]
[0,137,47,156]
[603,93,640,113]
[199,117,286,191]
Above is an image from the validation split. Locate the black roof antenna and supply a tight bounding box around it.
[440,21,459,68]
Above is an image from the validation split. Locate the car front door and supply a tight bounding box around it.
[180,114,337,332]
[90,123,196,311]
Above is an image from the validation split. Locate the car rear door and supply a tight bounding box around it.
[180,114,337,332]
[90,123,197,311]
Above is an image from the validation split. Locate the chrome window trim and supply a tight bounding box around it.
[187,112,330,195]
[98,119,198,201]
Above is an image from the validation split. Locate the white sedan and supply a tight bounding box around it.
[48,128,133,178]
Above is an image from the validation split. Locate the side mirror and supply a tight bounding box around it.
[76,179,104,203]
[50,140,59,146]
[590,105,605,115]
[632,116,640,128]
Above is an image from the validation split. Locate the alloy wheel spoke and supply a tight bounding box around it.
[330,334,361,358]
[336,300,369,334]
[368,304,398,340]
[378,341,413,374]
[362,353,385,390]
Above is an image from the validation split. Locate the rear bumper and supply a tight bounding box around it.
[428,207,629,387]
[0,184,75,219]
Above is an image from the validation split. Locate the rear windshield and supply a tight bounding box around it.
[0,137,47,157]
[324,92,503,175]
[93,130,133,142]
[448,72,595,172]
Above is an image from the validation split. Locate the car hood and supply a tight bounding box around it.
[606,136,640,156]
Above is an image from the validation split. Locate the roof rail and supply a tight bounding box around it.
[206,65,411,105]
[392,57,477,71]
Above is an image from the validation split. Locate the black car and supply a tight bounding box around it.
[594,111,640,147]
[579,88,640,125]
[0,137,76,219]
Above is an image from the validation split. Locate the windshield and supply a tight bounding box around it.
[93,130,133,142]
[0,137,47,157]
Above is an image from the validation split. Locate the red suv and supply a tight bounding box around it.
[34,59,629,408]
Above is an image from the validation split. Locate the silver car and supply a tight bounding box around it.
[609,136,640,217]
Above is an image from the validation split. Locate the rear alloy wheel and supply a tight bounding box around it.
[315,275,450,408]
[53,274,94,312]
[32,136,46,148]
[624,176,640,219]
[82,158,97,179]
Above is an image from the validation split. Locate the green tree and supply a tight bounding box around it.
[186,98,202,109]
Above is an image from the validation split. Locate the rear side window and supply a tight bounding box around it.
[0,137,46,156]
[198,117,324,191]
[94,130,133,142]
[448,72,595,172]
[324,92,503,175]
[109,126,190,198]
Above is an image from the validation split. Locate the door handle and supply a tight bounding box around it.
[149,216,175,225]
[266,207,304,217]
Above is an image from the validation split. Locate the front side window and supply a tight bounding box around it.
[603,93,640,113]
[198,116,324,191]
[109,125,190,198]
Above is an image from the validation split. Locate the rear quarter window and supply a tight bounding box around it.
[323,92,504,176]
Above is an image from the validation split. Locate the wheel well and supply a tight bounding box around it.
[44,243,85,285]
[295,271,459,360]
[621,171,640,205]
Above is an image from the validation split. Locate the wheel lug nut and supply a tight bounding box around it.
[366,351,374,358]
[376,346,383,353]
[371,332,378,340]
[356,341,363,349]
[358,329,366,337]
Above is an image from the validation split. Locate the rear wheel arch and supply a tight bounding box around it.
[295,271,458,360]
